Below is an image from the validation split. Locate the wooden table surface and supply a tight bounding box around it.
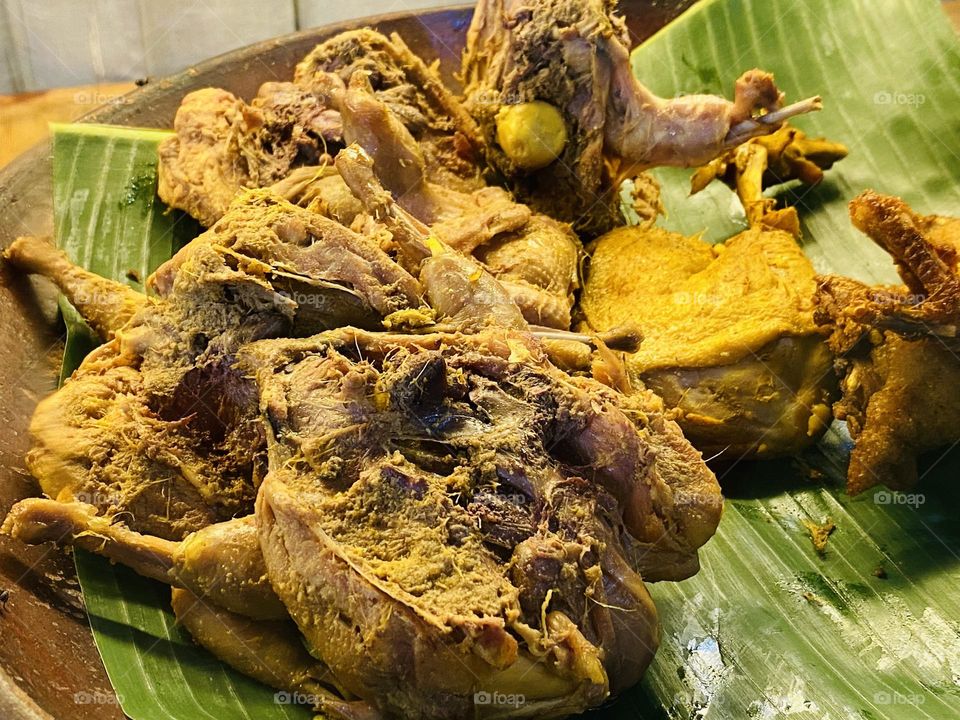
[2,2,959,169]
[0,82,135,167]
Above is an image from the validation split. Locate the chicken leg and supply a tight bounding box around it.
[462,0,821,235]
[2,498,285,619]
[4,236,146,338]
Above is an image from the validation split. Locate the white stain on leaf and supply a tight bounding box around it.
[673,594,731,718]
[750,677,821,719]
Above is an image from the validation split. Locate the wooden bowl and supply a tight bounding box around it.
[0,3,694,718]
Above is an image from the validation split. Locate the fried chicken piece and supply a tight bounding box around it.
[295,28,485,193]
[5,322,720,719]
[4,238,146,339]
[1,499,368,717]
[845,191,960,328]
[5,194,423,539]
[462,0,821,235]
[157,88,250,228]
[244,324,721,716]
[832,333,960,493]
[169,589,363,718]
[2,499,284,619]
[816,191,960,493]
[158,83,342,226]
[339,75,581,329]
[691,124,848,235]
[341,74,531,249]
[159,29,486,227]
[580,224,837,459]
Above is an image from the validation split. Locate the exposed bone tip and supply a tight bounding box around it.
[598,326,643,353]
[724,95,825,149]
[1,497,97,543]
[4,236,49,264]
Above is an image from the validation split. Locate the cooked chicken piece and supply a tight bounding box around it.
[831,333,960,494]
[246,326,721,581]
[580,224,837,458]
[157,88,250,227]
[691,124,848,236]
[462,0,820,235]
[6,322,719,718]
[821,191,960,341]
[1,499,365,716]
[158,82,343,226]
[294,28,485,193]
[243,324,720,717]
[148,187,422,318]
[816,191,960,493]
[2,498,284,619]
[473,214,580,328]
[341,75,529,247]
[239,81,344,184]
[4,237,146,339]
[159,29,485,227]
[334,143,532,333]
[339,76,581,328]
[169,589,366,718]
[335,143,639,365]
[5,193,423,539]
[268,165,366,225]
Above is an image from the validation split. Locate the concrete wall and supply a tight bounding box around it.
[0,0,468,93]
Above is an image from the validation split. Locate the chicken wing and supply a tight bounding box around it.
[462,0,821,235]
[816,191,960,493]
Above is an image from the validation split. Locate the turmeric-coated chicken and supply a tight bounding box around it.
[817,191,960,493]
[3,322,723,719]
[3,192,423,539]
[580,224,837,459]
[462,0,821,235]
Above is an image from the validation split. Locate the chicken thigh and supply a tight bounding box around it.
[4,191,422,538]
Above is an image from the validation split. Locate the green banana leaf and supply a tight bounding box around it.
[45,0,960,717]
[52,123,309,720]
[625,0,960,718]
